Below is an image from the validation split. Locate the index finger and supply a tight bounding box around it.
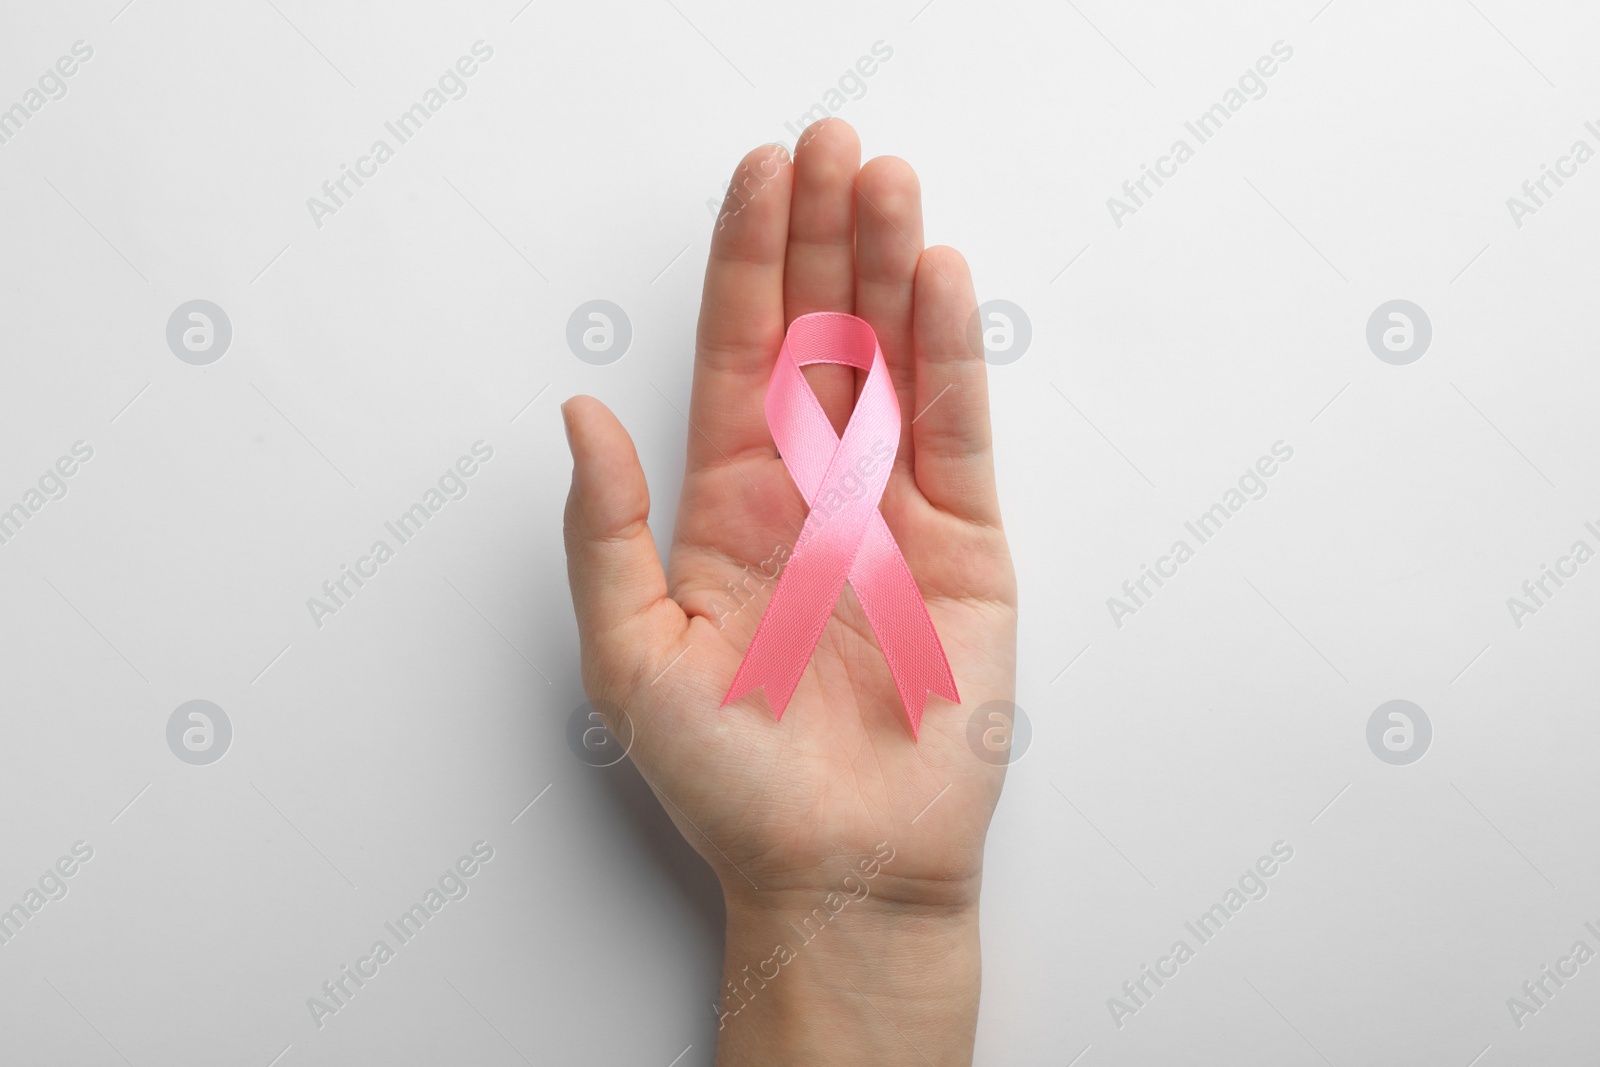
[685,144,794,472]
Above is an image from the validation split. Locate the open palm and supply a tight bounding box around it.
[562,119,1017,907]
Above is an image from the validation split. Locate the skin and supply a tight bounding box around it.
[561,118,1017,1065]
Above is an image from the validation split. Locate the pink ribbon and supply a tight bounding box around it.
[722,312,959,735]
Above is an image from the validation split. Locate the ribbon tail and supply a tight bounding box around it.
[849,519,960,737]
[722,543,854,720]
[722,636,808,720]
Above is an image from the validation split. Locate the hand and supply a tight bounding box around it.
[561,118,1017,1065]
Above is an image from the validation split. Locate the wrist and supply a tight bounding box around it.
[712,857,982,1066]
[717,838,986,915]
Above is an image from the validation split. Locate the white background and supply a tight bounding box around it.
[1,0,1597,1064]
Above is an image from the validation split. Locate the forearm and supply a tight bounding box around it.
[712,885,982,1066]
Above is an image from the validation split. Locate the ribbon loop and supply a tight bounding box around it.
[722,312,959,735]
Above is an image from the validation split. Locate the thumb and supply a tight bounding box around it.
[561,396,681,693]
